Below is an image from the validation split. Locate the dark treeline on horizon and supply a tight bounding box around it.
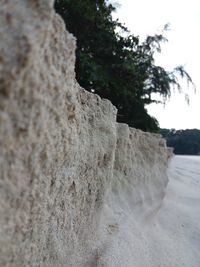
[160,128,200,155]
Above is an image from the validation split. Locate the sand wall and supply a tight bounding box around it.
[0,1,172,266]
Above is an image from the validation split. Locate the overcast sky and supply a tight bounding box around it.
[112,0,200,129]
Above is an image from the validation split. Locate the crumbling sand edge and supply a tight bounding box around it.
[0,1,172,266]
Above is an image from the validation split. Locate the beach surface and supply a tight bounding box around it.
[97,155,200,267]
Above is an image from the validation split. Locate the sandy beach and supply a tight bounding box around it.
[0,1,199,265]
[97,155,200,267]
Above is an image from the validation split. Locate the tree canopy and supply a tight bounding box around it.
[54,0,194,132]
[160,129,200,155]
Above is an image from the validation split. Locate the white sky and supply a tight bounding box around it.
[112,0,200,129]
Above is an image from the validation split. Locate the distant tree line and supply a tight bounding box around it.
[160,129,200,155]
[54,0,194,132]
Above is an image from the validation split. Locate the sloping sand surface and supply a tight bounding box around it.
[97,156,200,267]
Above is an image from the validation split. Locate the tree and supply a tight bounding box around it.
[54,0,194,132]
[160,129,200,155]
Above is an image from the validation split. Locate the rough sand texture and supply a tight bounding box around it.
[0,1,117,266]
[0,1,171,266]
[97,155,200,267]
[1,1,198,267]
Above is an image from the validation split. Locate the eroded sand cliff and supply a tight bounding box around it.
[0,1,172,266]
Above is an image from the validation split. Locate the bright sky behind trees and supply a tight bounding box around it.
[113,0,200,129]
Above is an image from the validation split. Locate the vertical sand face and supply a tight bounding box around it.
[0,1,172,266]
[96,124,172,267]
[0,1,117,266]
[113,124,171,219]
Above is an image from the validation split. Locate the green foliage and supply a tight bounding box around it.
[54,0,194,132]
[160,128,200,155]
